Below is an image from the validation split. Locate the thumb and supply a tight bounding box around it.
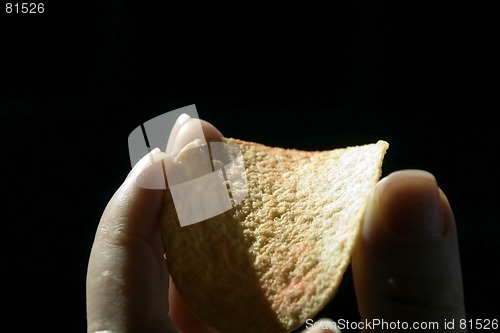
[352,170,466,332]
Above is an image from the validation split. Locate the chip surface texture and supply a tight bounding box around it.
[162,138,389,333]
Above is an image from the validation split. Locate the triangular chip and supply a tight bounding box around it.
[161,138,389,333]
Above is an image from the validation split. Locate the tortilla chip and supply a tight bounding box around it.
[161,138,389,333]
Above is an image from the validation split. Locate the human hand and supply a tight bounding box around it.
[86,115,223,333]
[299,170,466,333]
[346,170,466,333]
[86,117,466,333]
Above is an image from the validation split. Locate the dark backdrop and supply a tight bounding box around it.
[1,1,498,332]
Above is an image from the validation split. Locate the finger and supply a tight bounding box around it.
[86,116,224,333]
[166,114,224,156]
[86,149,178,333]
[166,116,223,332]
[166,113,193,156]
[352,170,466,332]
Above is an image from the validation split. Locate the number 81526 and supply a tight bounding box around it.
[6,3,44,14]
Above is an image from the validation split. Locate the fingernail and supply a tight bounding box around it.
[168,118,207,157]
[365,170,445,238]
[166,113,192,156]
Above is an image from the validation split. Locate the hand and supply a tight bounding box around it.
[86,118,466,333]
[86,115,222,333]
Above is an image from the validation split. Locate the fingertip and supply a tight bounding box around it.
[200,119,224,142]
[134,150,170,190]
[371,169,444,239]
[167,116,224,156]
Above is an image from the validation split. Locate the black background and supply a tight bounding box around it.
[1,1,498,332]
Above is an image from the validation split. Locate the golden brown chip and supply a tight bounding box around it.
[161,138,389,333]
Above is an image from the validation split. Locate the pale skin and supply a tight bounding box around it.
[86,117,467,333]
